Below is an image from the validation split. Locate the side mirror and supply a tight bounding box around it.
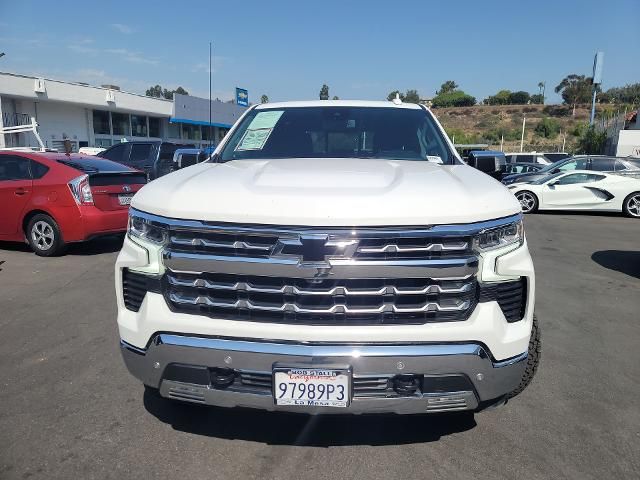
[551,168,560,174]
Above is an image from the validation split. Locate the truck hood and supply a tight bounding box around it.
[131,158,521,226]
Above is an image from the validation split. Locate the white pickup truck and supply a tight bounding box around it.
[116,100,539,414]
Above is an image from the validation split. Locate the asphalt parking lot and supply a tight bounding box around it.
[0,213,639,480]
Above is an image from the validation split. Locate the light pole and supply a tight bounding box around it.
[590,51,604,126]
[209,42,212,150]
[520,115,527,152]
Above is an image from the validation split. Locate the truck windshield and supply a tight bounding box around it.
[218,106,455,164]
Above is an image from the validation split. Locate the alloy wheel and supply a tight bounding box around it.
[516,192,536,213]
[31,220,55,250]
[626,194,640,217]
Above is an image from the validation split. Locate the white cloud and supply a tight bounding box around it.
[68,44,98,54]
[110,23,134,34]
[104,48,159,65]
[76,68,106,78]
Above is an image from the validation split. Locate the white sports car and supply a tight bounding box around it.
[508,170,640,218]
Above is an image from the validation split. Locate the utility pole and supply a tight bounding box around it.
[520,115,526,152]
[209,42,212,150]
[500,134,504,152]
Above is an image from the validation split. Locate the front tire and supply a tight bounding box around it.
[26,214,65,256]
[507,314,541,399]
[515,191,539,213]
[622,192,640,218]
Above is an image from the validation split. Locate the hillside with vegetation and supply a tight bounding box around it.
[376,79,640,154]
[435,103,595,153]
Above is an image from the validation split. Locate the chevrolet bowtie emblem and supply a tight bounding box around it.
[272,234,359,266]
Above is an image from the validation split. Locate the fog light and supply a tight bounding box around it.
[210,368,235,388]
[393,374,421,395]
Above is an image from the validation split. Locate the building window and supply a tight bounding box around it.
[202,125,213,141]
[181,123,201,141]
[168,122,180,139]
[148,117,161,137]
[218,128,229,143]
[131,115,148,137]
[95,138,112,148]
[112,112,130,136]
[93,110,110,135]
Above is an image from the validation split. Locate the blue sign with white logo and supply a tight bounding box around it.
[236,88,249,107]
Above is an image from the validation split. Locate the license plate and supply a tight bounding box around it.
[274,368,350,408]
[118,194,133,205]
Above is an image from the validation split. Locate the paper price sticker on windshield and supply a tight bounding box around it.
[247,110,284,130]
[236,128,272,151]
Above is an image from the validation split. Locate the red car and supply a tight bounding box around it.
[0,151,146,256]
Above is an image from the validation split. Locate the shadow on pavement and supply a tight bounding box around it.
[0,234,123,256]
[143,389,477,446]
[592,250,640,279]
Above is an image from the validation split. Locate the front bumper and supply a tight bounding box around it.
[121,334,526,414]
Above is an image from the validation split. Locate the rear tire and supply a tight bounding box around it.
[507,314,541,399]
[515,191,539,214]
[622,192,640,218]
[26,214,66,256]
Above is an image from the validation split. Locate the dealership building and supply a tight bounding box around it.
[0,71,248,151]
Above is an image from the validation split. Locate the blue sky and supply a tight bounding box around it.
[1,0,638,104]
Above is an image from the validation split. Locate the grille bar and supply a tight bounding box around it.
[169,291,471,315]
[357,241,468,254]
[171,235,273,251]
[167,274,473,296]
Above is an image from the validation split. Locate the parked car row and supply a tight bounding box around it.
[502,155,640,184]
[95,141,214,179]
[463,151,640,217]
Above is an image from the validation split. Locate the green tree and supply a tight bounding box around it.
[534,117,561,138]
[432,90,476,107]
[387,90,405,101]
[530,94,544,104]
[332,95,339,100]
[146,85,189,100]
[437,80,458,95]
[484,90,512,105]
[576,126,607,154]
[555,74,594,116]
[602,83,640,104]
[403,89,420,104]
[260,94,269,104]
[145,84,163,97]
[509,91,530,104]
[319,84,329,100]
[571,122,588,137]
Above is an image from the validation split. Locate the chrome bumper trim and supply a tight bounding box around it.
[121,335,526,414]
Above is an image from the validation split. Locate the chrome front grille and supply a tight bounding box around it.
[134,212,527,325]
[163,272,477,325]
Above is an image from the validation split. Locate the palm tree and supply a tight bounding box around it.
[538,82,545,105]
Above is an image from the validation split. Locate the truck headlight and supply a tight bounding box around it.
[473,220,524,252]
[128,210,168,245]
